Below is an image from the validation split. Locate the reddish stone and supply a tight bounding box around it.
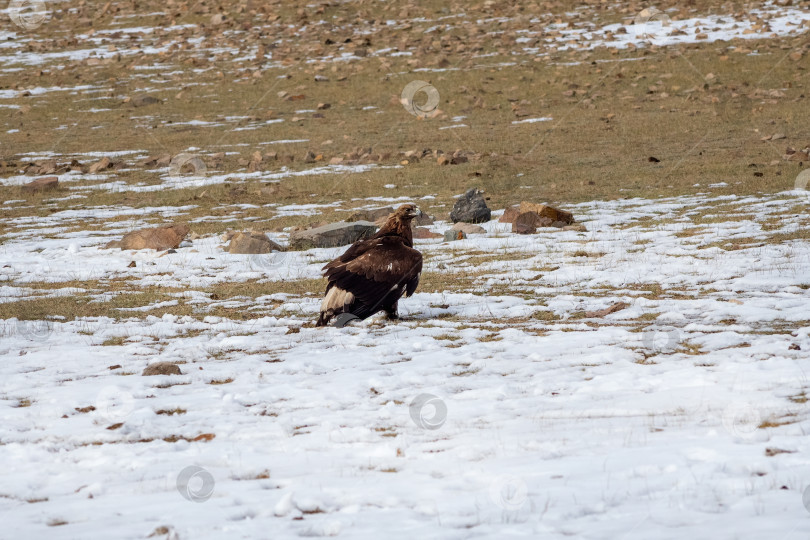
[22,177,58,192]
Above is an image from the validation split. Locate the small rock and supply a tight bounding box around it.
[584,302,629,318]
[289,221,377,250]
[444,230,467,241]
[451,154,469,165]
[512,213,536,234]
[148,526,172,538]
[512,212,552,234]
[451,222,486,234]
[88,157,112,174]
[142,362,182,376]
[789,343,801,351]
[22,176,58,192]
[155,154,172,167]
[518,202,574,226]
[772,133,786,140]
[139,154,168,168]
[765,447,796,457]
[450,188,491,224]
[127,261,136,268]
[130,95,161,107]
[562,224,588,232]
[413,227,442,239]
[317,103,331,110]
[499,205,521,224]
[107,224,190,251]
[228,232,283,254]
[437,155,450,166]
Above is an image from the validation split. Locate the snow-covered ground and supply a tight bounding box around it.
[2,189,810,539]
[4,0,810,537]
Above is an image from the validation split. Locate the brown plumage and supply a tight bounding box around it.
[316,204,423,326]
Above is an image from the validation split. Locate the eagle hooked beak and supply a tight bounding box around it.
[408,207,422,218]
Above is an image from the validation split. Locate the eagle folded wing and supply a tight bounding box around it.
[323,237,422,308]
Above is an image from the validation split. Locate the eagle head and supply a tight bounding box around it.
[378,204,421,246]
[395,204,421,220]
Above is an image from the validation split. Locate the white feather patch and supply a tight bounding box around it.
[321,287,355,313]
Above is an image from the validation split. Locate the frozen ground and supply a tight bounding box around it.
[3,0,810,538]
[2,189,810,539]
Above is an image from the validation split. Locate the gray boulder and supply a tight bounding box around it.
[444,229,467,241]
[289,221,377,250]
[450,188,491,224]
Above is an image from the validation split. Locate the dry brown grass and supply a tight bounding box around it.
[2,0,810,323]
[3,7,810,228]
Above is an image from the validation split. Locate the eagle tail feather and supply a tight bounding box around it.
[317,286,356,326]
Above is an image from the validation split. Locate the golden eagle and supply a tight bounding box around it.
[316,204,423,326]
